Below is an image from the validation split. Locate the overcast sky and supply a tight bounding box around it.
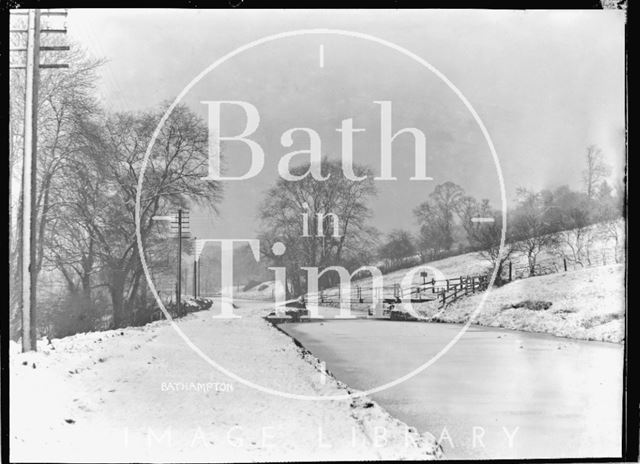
[66,9,626,239]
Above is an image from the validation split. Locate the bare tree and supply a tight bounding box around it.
[582,145,611,201]
[553,226,596,268]
[546,186,595,267]
[9,43,104,338]
[414,181,464,254]
[68,104,222,328]
[415,202,451,258]
[379,230,416,269]
[467,204,515,286]
[259,159,377,297]
[597,219,623,263]
[512,189,558,276]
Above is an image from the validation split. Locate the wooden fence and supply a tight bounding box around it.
[505,246,623,282]
[436,275,489,308]
[314,273,489,309]
[312,246,623,312]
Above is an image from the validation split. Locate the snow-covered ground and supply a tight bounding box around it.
[416,264,625,343]
[10,300,442,462]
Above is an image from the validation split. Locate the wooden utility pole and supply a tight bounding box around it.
[197,259,201,297]
[193,237,204,298]
[176,209,183,315]
[170,209,189,316]
[11,9,69,352]
[18,9,41,352]
[193,236,198,298]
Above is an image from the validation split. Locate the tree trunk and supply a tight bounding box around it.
[110,271,128,329]
[495,259,508,286]
[528,251,536,276]
[125,270,143,322]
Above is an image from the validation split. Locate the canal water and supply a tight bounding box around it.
[280,320,623,460]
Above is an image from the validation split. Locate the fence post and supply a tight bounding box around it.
[441,291,446,307]
[431,278,435,293]
[563,258,567,272]
[509,261,513,282]
[454,285,458,299]
[446,279,450,291]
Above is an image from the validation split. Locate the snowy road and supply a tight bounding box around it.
[280,319,624,460]
[10,300,441,462]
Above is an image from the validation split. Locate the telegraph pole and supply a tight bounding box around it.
[21,8,40,352]
[170,209,189,316]
[177,209,183,315]
[193,237,204,299]
[10,9,69,352]
[193,239,198,298]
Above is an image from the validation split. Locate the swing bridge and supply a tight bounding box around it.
[263,273,491,321]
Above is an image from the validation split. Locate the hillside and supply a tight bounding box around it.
[238,220,624,303]
[417,264,625,343]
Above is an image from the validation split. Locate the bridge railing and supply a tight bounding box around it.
[313,273,488,307]
[437,275,489,308]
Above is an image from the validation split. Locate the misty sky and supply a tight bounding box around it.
[66,9,626,239]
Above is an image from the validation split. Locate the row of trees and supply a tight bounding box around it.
[10,48,222,339]
[377,148,623,284]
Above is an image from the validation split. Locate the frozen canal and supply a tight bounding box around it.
[280,320,623,460]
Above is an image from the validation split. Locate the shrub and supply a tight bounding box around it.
[553,308,577,314]
[161,297,213,319]
[580,312,623,328]
[509,300,553,311]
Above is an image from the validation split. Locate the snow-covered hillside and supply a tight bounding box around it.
[418,264,625,343]
[239,220,624,301]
